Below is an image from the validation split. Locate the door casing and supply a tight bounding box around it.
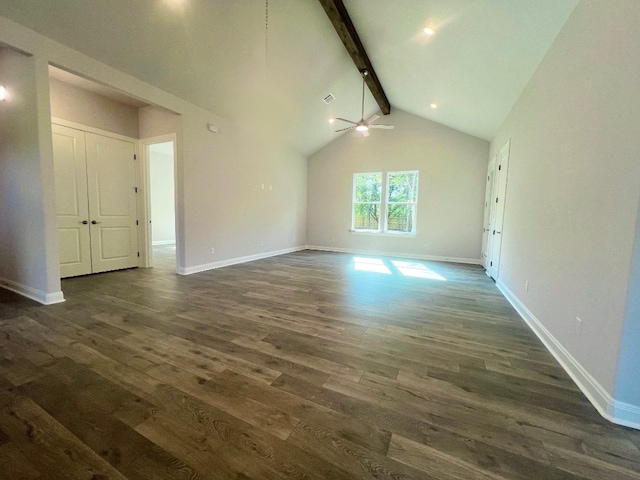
[138,134,178,271]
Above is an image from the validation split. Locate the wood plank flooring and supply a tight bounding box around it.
[0,246,639,479]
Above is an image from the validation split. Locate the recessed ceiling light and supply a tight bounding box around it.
[328,118,335,124]
[423,27,435,36]
[430,103,438,109]
[0,86,6,101]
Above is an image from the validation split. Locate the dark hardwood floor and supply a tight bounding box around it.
[0,246,639,479]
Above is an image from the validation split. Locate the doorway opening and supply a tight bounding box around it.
[143,137,177,271]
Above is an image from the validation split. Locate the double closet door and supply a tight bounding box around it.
[52,124,139,278]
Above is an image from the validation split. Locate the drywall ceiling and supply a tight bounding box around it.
[0,0,578,156]
[345,0,579,141]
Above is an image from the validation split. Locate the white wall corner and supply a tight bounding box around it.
[0,277,65,305]
[177,246,306,275]
[496,280,640,431]
[305,245,482,265]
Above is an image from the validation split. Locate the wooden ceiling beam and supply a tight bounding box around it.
[318,0,391,115]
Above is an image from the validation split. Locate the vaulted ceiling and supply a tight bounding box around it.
[0,0,578,156]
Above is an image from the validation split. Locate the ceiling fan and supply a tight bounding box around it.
[334,70,394,137]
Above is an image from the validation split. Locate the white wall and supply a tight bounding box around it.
[308,109,489,262]
[149,145,176,245]
[139,106,181,139]
[0,47,62,303]
[0,14,307,297]
[489,0,640,426]
[179,114,307,272]
[49,77,139,138]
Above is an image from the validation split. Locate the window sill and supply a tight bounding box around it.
[349,230,416,238]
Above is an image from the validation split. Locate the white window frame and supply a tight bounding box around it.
[351,172,383,233]
[384,170,419,235]
[351,170,419,236]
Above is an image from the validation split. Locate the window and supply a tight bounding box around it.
[386,171,419,234]
[352,173,382,231]
[352,171,419,234]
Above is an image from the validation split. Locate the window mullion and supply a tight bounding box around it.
[383,173,389,233]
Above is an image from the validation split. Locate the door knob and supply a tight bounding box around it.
[91,220,101,224]
[81,220,88,224]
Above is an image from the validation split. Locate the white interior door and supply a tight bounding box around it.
[488,140,511,280]
[52,125,92,278]
[481,155,497,270]
[85,132,139,274]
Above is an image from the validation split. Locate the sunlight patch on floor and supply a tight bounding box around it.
[391,260,447,281]
[352,257,446,280]
[353,257,392,274]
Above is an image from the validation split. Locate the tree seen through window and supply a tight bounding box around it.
[352,171,418,234]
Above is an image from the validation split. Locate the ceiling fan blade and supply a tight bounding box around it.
[369,124,394,129]
[362,129,370,137]
[335,126,356,132]
[365,114,380,125]
[335,117,358,125]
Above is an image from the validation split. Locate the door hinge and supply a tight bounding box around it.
[134,154,137,160]
[498,164,502,170]
[495,197,498,203]
[135,187,138,193]
[136,220,139,225]
[490,261,493,266]
[137,252,140,257]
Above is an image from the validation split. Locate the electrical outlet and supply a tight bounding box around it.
[210,247,215,255]
[260,241,264,247]
[525,280,529,291]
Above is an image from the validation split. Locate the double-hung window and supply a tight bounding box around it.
[386,171,419,234]
[352,171,419,235]
[352,173,382,232]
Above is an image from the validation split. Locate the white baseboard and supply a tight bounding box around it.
[177,246,306,275]
[305,245,481,265]
[0,277,65,305]
[152,240,176,246]
[497,280,640,430]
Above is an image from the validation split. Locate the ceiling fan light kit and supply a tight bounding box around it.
[334,69,394,137]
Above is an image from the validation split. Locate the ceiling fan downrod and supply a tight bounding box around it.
[360,69,368,122]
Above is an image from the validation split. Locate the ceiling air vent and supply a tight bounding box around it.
[323,93,335,104]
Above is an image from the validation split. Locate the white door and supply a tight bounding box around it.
[481,155,497,270]
[85,132,139,274]
[52,125,92,278]
[53,125,138,278]
[488,140,511,280]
